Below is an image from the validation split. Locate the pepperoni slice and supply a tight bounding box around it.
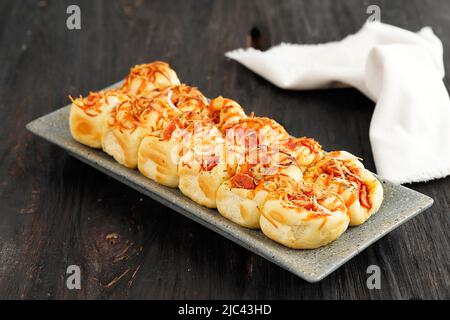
[230,173,255,189]
[201,155,220,171]
[162,121,177,140]
[359,184,371,209]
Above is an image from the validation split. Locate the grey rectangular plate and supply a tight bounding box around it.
[26,83,434,283]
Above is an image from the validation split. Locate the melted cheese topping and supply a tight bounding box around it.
[69,89,127,117]
[122,61,179,94]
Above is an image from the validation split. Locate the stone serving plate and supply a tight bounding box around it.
[26,82,434,283]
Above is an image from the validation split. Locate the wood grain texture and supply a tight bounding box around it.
[0,0,449,299]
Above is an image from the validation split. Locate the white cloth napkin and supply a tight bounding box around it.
[225,22,450,184]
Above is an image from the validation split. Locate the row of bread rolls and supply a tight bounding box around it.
[69,61,383,249]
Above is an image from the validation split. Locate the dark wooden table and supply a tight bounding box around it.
[0,0,449,300]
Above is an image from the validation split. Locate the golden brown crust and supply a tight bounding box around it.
[223,116,289,141]
[216,174,299,229]
[209,96,246,129]
[102,95,175,168]
[260,182,350,249]
[279,137,323,172]
[122,61,180,95]
[303,151,383,225]
[69,90,129,148]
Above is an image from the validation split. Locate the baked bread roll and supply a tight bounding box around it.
[217,172,299,229]
[303,151,383,226]
[224,116,289,141]
[223,116,290,175]
[163,84,209,114]
[178,120,229,208]
[137,85,209,187]
[209,96,246,130]
[102,96,176,168]
[260,183,350,249]
[279,137,323,172]
[121,61,180,96]
[69,90,128,148]
[216,138,303,229]
[138,111,207,188]
[216,116,301,229]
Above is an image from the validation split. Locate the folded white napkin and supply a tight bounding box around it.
[225,22,450,184]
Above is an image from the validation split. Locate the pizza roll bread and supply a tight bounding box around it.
[216,117,302,228]
[137,85,209,187]
[279,137,323,172]
[208,96,247,130]
[303,151,383,226]
[224,116,289,142]
[121,61,180,96]
[69,90,128,148]
[177,120,229,208]
[138,111,208,188]
[138,84,209,117]
[223,116,290,176]
[260,183,350,249]
[217,169,300,229]
[163,84,209,115]
[102,96,176,168]
[216,139,303,229]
